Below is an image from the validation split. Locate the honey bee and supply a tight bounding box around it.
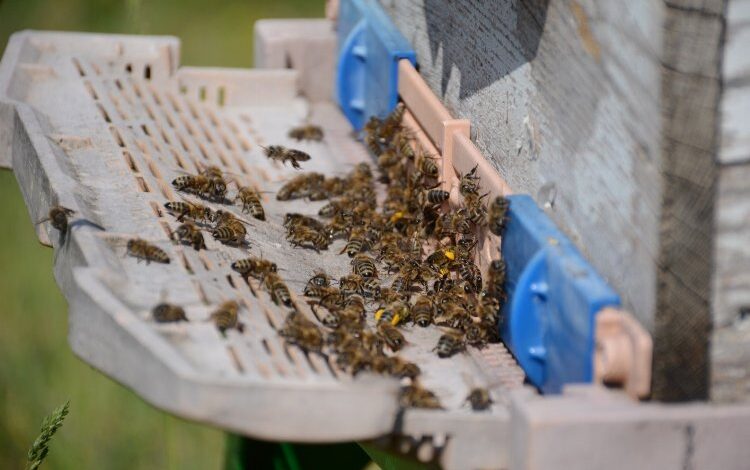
[36,205,75,232]
[263,272,293,307]
[235,186,265,221]
[434,330,466,358]
[305,270,332,291]
[399,384,442,409]
[173,221,206,250]
[126,238,170,264]
[375,300,410,326]
[459,165,480,196]
[284,213,325,232]
[424,188,450,207]
[361,277,382,298]
[288,124,324,142]
[339,274,364,296]
[210,301,243,334]
[263,145,311,170]
[377,149,401,169]
[461,319,484,343]
[280,312,324,353]
[463,192,489,226]
[231,257,277,280]
[337,345,372,375]
[486,258,507,302]
[488,195,510,235]
[152,303,187,322]
[316,306,340,328]
[351,254,378,278]
[380,103,406,141]
[172,173,227,201]
[434,302,470,330]
[212,220,246,246]
[277,173,325,201]
[458,260,483,293]
[388,357,421,379]
[412,295,434,327]
[340,229,368,258]
[465,387,493,411]
[343,294,366,316]
[164,200,214,223]
[377,322,406,352]
[417,152,439,179]
[286,225,329,252]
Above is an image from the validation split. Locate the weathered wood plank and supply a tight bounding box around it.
[712,0,750,403]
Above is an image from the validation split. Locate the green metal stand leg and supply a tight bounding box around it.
[224,434,372,470]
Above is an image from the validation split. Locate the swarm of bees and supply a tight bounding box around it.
[269,103,512,411]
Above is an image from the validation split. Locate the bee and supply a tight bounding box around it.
[340,230,368,257]
[317,307,340,329]
[351,254,378,278]
[288,124,324,142]
[399,384,442,409]
[339,274,364,296]
[424,188,450,207]
[280,312,323,353]
[210,301,243,334]
[164,200,214,223]
[426,247,457,271]
[263,272,293,307]
[235,186,265,221]
[343,294,366,316]
[465,323,491,348]
[390,130,414,160]
[458,260,483,293]
[173,221,206,250]
[375,300,410,326]
[380,103,406,140]
[388,357,421,379]
[152,303,187,323]
[434,330,466,358]
[172,173,227,201]
[126,238,170,264]
[417,153,439,179]
[435,302,471,330]
[306,270,332,290]
[432,276,455,293]
[459,165,480,196]
[263,145,311,170]
[198,164,224,179]
[337,345,372,375]
[377,322,406,352]
[412,295,434,327]
[466,387,493,411]
[464,192,489,226]
[284,213,325,232]
[212,221,246,245]
[231,257,277,280]
[286,225,329,252]
[377,149,401,169]
[361,277,382,298]
[277,173,325,201]
[486,258,507,302]
[488,195,510,235]
[36,205,75,232]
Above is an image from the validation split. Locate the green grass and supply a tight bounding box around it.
[0,1,322,468]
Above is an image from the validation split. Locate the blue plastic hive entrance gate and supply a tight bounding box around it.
[334,0,621,394]
[336,0,416,130]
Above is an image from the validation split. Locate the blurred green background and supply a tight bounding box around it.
[0,1,322,468]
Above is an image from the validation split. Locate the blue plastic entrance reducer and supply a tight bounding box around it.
[336,0,416,131]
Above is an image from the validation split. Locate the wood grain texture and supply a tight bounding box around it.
[380,0,727,400]
[712,0,750,403]
[652,0,724,401]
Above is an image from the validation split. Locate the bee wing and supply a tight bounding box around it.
[289,149,311,161]
[34,216,51,226]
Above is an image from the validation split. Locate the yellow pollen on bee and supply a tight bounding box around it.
[391,314,401,326]
[444,250,456,260]
[375,308,385,321]
[390,211,405,223]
